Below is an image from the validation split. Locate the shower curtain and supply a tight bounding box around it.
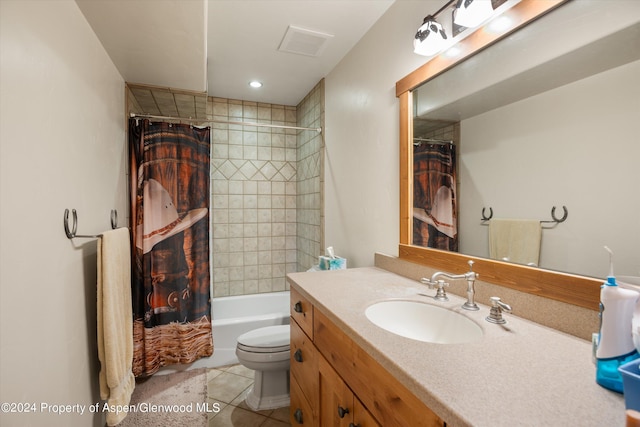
[413,142,458,251]
[129,119,213,377]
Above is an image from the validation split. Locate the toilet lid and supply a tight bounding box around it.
[237,325,290,353]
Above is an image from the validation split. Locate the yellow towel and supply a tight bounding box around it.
[489,219,542,266]
[97,227,135,426]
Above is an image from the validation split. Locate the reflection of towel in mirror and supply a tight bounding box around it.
[489,219,541,266]
[98,227,135,426]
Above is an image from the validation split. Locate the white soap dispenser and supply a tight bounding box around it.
[595,247,640,393]
[619,275,640,355]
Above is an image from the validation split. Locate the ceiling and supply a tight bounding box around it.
[76,0,395,107]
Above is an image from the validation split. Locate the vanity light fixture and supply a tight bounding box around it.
[249,81,263,88]
[414,0,509,57]
[453,0,494,28]
[414,15,448,56]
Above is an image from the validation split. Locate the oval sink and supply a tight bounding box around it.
[365,300,483,344]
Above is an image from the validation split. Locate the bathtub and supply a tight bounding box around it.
[156,291,290,374]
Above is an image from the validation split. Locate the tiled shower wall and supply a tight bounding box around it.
[209,83,324,297]
[296,80,324,273]
[210,98,299,296]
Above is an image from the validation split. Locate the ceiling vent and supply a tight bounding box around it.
[278,25,334,57]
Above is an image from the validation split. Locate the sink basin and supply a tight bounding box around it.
[365,300,483,344]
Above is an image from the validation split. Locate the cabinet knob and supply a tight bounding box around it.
[294,408,303,424]
[349,424,360,427]
[294,301,304,314]
[338,406,350,418]
[294,348,303,363]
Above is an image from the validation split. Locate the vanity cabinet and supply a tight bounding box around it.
[290,284,445,427]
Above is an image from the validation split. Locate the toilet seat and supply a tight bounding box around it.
[237,325,290,353]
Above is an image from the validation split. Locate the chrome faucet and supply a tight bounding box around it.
[486,297,512,324]
[420,260,479,311]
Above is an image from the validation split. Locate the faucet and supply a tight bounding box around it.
[485,297,512,324]
[420,260,479,311]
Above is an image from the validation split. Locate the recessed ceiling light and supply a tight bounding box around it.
[249,81,263,88]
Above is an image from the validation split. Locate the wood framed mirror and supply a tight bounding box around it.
[396,0,606,311]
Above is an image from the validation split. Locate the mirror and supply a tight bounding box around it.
[397,0,640,310]
[412,22,640,278]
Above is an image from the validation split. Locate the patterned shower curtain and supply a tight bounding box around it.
[129,119,212,377]
[413,142,458,251]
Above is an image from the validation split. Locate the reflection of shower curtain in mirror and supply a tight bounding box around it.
[129,119,213,377]
[413,143,458,251]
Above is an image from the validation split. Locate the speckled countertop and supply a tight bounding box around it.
[287,267,626,427]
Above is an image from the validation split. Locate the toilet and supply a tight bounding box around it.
[235,324,291,411]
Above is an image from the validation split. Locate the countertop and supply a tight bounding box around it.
[287,267,626,427]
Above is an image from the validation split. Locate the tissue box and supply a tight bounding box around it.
[318,256,347,270]
[619,358,640,412]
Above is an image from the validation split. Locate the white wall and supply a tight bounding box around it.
[324,1,439,267]
[0,1,126,426]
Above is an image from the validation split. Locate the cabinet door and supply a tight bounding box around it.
[291,376,316,426]
[319,355,353,427]
[290,318,318,407]
[352,398,380,427]
[315,309,444,427]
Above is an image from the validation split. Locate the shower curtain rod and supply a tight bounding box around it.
[413,137,453,145]
[129,113,322,133]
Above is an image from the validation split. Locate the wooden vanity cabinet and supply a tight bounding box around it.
[290,285,444,427]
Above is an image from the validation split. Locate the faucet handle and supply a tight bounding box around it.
[432,280,449,301]
[419,278,449,301]
[467,260,475,271]
[423,278,448,289]
[486,297,511,324]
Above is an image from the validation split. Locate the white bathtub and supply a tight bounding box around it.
[156,291,291,374]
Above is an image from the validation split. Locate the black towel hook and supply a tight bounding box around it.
[543,205,568,224]
[481,207,493,221]
[64,208,118,239]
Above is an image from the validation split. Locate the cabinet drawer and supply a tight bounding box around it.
[291,319,318,406]
[291,376,317,426]
[290,286,314,339]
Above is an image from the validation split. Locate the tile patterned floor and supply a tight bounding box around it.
[207,364,290,427]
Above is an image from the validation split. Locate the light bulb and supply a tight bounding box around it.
[454,0,494,28]
[414,16,448,57]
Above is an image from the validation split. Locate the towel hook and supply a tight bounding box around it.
[64,208,118,239]
[481,207,493,221]
[110,209,118,229]
[543,205,568,224]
